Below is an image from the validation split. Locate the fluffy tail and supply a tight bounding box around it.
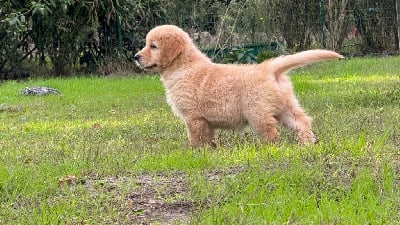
[261,49,344,75]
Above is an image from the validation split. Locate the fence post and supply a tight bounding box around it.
[397,0,400,51]
[319,0,326,48]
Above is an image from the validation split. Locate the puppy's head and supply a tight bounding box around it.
[135,25,185,72]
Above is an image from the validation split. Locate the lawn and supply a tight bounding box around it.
[0,56,399,224]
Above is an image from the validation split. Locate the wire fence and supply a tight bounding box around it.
[130,0,399,60]
[1,0,399,77]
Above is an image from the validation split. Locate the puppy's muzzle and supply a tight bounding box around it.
[134,53,157,70]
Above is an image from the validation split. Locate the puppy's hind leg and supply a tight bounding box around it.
[185,118,216,147]
[248,114,280,144]
[279,108,316,145]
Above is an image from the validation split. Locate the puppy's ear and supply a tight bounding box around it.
[159,34,184,68]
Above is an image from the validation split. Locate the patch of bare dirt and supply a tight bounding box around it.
[124,166,246,224]
[124,172,194,225]
[70,167,245,224]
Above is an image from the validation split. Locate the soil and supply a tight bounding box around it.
[77,166,244,224]
[124,173,194,224]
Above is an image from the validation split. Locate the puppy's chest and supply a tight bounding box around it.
[166,94,181,119]
[164,89,193,120]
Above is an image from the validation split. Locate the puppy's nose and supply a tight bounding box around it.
[134,54,141,61]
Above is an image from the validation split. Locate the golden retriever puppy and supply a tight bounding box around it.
[135,25,343,147]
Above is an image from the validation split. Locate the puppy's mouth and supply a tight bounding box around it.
[135,61,158,71]
[143,64,158,70]
[135,60,158,70]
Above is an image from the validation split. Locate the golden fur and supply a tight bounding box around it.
[135,25,343,147]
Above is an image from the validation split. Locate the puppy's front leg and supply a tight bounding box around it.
[185,118,216,147]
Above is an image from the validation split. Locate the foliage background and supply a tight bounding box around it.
[0,0,399,77]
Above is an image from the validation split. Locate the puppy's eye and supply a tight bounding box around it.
[150,44,157,49]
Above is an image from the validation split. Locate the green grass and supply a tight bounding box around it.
[0,56,400,224]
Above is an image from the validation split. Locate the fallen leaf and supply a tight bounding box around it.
[58,175,77,187]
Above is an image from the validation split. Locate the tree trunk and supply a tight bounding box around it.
[326,0,349,51]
